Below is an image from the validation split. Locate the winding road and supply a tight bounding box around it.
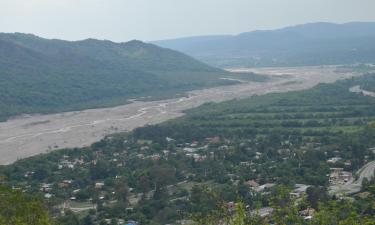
[329,160,375,195]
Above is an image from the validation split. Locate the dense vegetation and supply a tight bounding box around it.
[137,74,375,142]
[0,184,52,225]
[0,33,267,121]
[154,22,375,68]
[193,185,375,225]
[1,75,375,224]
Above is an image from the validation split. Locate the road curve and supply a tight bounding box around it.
[329,160,375,195]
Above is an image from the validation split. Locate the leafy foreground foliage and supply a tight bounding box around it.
[1,75,375,224]
[0,185,52,225]
[193,185,375,225]
[0,33,267,121]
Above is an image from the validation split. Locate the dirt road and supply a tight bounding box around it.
[0,66,359,165]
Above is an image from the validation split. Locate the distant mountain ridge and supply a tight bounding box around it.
[153,22,375,67]
[0,33,239,121]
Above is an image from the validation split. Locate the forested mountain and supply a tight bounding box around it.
[153,22,375,67]
[0,33,261,121]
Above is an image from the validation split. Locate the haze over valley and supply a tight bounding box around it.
[154,22,375,68]
[1,1,375,224]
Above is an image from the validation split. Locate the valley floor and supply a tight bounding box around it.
[0,66,360,164]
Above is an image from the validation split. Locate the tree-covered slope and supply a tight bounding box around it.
[0,33,259,121]
[153,22,375,68]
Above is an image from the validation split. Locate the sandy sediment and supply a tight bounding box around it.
[0,66,360,164]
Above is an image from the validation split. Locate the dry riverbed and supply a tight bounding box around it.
[0,66,360,164]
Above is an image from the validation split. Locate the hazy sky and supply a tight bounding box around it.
[1,0,375,42]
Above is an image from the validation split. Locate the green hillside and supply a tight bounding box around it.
[0,33,265,121]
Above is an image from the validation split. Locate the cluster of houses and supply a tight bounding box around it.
[329,168,353,185]
[19,137,371,225]
[245,180,311,199]
[58,155,85,169]
[177,137,228,162]
[246,183,314,221]
[245,180,276,193]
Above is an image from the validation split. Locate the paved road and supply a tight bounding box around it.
[356,160,375,185]
[0,66,359,165]
[350,85,375,97]
[329,160,375,195]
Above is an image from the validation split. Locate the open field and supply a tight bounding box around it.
[0,66,360,164]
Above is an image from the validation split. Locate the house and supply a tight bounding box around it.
[140,146,149,151]
[40,183,52,192]
[299,208,315,217]
[250,207,274,218]
[24,171,34,178]
[150,154,161,161]
[183,147,197,153]
[246,180,259,188]
[226,201,236,212]
[277,148,291,155]
[254,183,275,192]
[329,168,352,184]
[186,153,206,162]
[44,193,53,199]
[218,145,229,151]
[240,161,252,166]
[73,189,80,194]
[304,216,313,221]
[74,158,85,165]
[166,137,175,142]
[357,192,371,199]
[59,160,75,169]
[290,184,310,198]
[58,180,72,188]
[95,182,105,189]
[190,141,199,147]
[176,220,194,225]
[327,157,342,164]
[340,171,353,181]
[206,136,220,143]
